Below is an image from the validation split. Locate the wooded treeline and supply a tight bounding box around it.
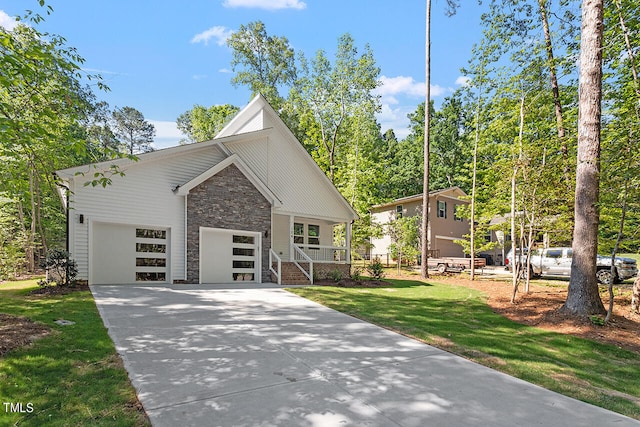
[1,1,638,288]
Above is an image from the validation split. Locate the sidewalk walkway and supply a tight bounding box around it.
[91,283,639,427]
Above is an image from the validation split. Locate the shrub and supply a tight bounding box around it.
[328,268,343,282]
[39,248,78,287]
[366,259,385,280]
[351,266,363,281]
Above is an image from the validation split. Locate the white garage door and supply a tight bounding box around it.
[200,228,261,284]
[91,223,169,285]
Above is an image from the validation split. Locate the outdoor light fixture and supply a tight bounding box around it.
[79,214,84,224]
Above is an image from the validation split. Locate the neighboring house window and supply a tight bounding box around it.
[454,204,464,221]
[294,223,304,244]
[308,224,320,246]
[396,205,403,218]
[437,201,447,218]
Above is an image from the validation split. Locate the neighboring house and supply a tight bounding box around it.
[370,187,470,261]
[56,95,357,285]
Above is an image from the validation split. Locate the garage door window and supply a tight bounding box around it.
[135,228,168,282]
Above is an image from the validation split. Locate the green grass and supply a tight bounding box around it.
[0,280,149,426]
[288,279,640,420]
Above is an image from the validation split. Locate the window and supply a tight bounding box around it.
[136,243,166,253]
[136,258,166,267]
[437,201,447,218]
[233,235,254,244]
[294,223,304,244]
[136,228,166,239]
[233,248,255,257]
[293,222,320,246]
[546,249,562,259]
[308,225,320,245]
[233,260,255,269]
[454,204,464,221]
[136,272,166,282]
[396,205,403,219]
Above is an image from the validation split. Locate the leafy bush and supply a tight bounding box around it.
[39,248,78,287]
[351,266,363,281]
[366,259,385,280]
[328,268,344,282]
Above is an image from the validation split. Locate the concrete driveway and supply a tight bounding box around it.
[91,283,639,427]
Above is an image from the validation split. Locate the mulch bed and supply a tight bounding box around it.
[29,282,90,296]
[0,314,52,357]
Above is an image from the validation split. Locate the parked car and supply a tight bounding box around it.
[506,247,638,284]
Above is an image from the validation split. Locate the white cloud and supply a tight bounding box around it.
[192,74,208,80]
[455,76,471,87]
[223,0,307,10]
[149,120,185,149]
[376,104,414,140]
[0,10,19,31]
[376,76,426,98]
[218,68,233,74]
[191,26,234,46]
[376,75,449,101]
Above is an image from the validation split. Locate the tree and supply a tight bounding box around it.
[1,14,100,272]
[112,107,155,155]
[226,21,297,110]
[176,104,239,143]
[387,215,420,274]
[294,33,380,184]
[562,0,606,316]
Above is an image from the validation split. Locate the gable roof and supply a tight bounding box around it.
[371,187,468,211]
[174,154,282,207]
[56,95,357,223]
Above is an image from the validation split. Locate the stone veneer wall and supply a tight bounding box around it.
[186,164,272,283]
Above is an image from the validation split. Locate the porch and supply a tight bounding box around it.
[269,213,352,285]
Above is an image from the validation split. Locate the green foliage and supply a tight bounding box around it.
[328,268,344,282]
[0,280,149,426]
[387,215,420,266]
[176,104,239,143]
[350,266,363,281]
[39,248,78,287]
[226,21,297,110]
[111,106,155,155]
[366,259,385,280]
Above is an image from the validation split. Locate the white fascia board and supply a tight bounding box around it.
[273,209,354,224]
[174,154,282,207]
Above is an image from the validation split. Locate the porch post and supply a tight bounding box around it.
[346,221,352,263]
[289,215,294,262]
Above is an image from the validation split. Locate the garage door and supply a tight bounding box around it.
[91,223,169,285]
[200,228,261,284]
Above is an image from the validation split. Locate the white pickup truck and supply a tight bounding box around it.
[507,247,638,284]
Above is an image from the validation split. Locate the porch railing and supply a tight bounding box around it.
[269,248,281,285]
[292,245,313,284]
[294,244,348,263]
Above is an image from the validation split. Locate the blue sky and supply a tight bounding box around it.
[1,0,484,148]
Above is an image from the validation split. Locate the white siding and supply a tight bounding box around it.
[371,210,393,258]
[272,214,290,260]
[69,146,226,282]
[225,125,354,222]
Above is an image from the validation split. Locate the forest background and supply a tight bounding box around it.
[1,0,638,280]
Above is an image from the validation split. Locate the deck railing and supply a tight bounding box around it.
[292,245,313,284]
[294,244,348,263]
[269,249,282,285]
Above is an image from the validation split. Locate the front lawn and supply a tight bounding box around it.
[288,278,640,420]
[0,280,148,426]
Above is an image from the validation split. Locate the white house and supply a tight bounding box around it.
[56,95,357,285]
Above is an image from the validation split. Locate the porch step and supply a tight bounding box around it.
[272,262,312,285]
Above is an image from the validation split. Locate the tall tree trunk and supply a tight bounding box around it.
[632,272,640,314]
[538,0,568,164]
[562,0,606,316]
[421,0,432,279]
